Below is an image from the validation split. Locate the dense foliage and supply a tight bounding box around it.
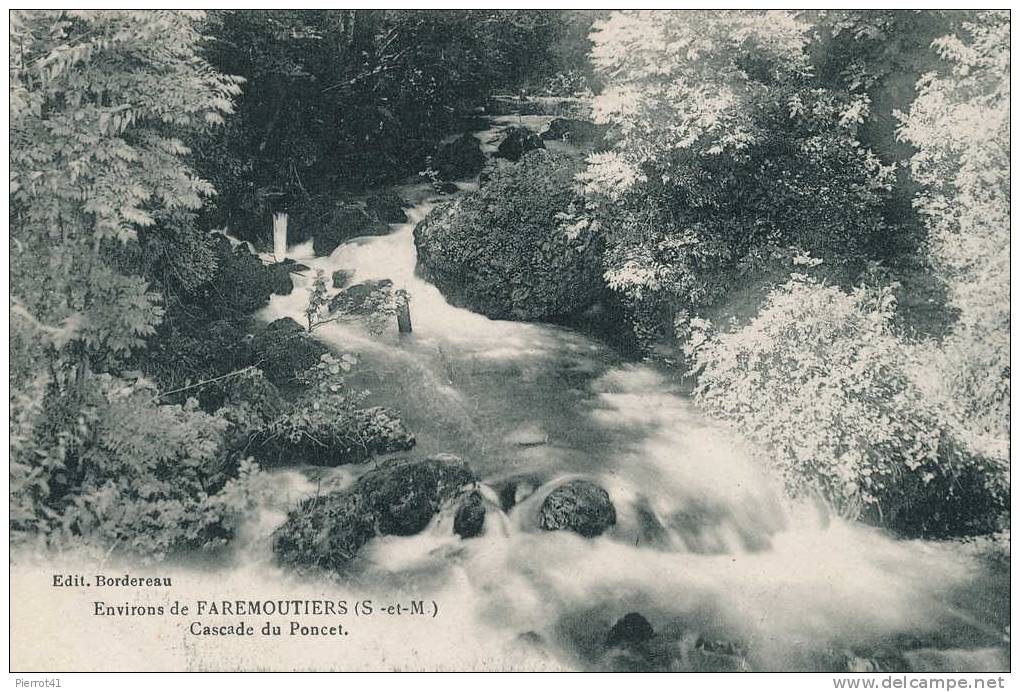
[897,11,1010,461]
[251,353,415,467]
[566,10,1009,536]
[9,10,419,558]
[415,150,604,320]
[576,10,899,346]
[8,9,1009,556]
[9,10,261,555]
[193,10,598,245]
[689,275,1005,535]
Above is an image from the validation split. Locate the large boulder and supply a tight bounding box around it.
[312,206,390,257]
[453,491,486,539]
[273,455,476,572]
[538,479,616,537]
[250,317,328,388]
[366,191,409,224]
[432,134,486,180]
[540,118,603,145]
[201,235,277,318]
[496,126,546,161]
[414,149,604,321]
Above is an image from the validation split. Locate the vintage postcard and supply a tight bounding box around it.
[8,8,1010,679]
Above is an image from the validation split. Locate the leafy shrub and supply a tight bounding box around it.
[252,354,415,467]
[577,11,898,348]
[897,11,1009,462]
[688,274,1005,535]
[251,317,329,389]
[540,70,593,98]
[414,149,605,320]
[10,373,265,559]
[8,10,261,559]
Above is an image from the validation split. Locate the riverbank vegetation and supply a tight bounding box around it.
[9,9,596,556]
[9,9,1009,563]
[416,10,1010,538]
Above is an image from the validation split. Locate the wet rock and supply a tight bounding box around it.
[414,150,603,322]
[496,126,546,162]
[366,190,409,224]
[844,656,881,672]
[505,424,547,447]
[631,497,670,548]
[331,269,354,289]
[278,258,310,273]
[435,181,460,195]
[816,643,912,673]
[478,163,497,187]
[506,630,553,664]
[201,235,278,318]
[695,636,747,658]
[453,491,486,539]
[538,479,616,537]
[250,317,328,388]
[273,455,475,572]
[362,454,473,536]
[496,474,542,511]
[267,262,294,296]
[607,613,655,648]
[312,206,390,256]
[328,279,394,315]
[433,134,486,180]
[517,630,545,647]
[540,117,602,144]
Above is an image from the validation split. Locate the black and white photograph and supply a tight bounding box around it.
[7,7,1011,679]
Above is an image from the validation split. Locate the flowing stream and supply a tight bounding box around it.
[11,114,992,673]
[226,116,1010,671]
[7,119,1007,674]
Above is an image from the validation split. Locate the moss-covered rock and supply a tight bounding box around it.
[312,206,390,257]
[540,117,604,144]
[607,613,655,649]
[267,262,295,296]
[200,235,278,318]
[496,126,546,161]
[328,279,394,315]
[332,269,354,289]
[366,190,409,224]
[273,455,475,572]
[414,149,604,320]
[538,479,616,537]
[433,134,486,180]
[454,491,486,538]
[251,317,328,388]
